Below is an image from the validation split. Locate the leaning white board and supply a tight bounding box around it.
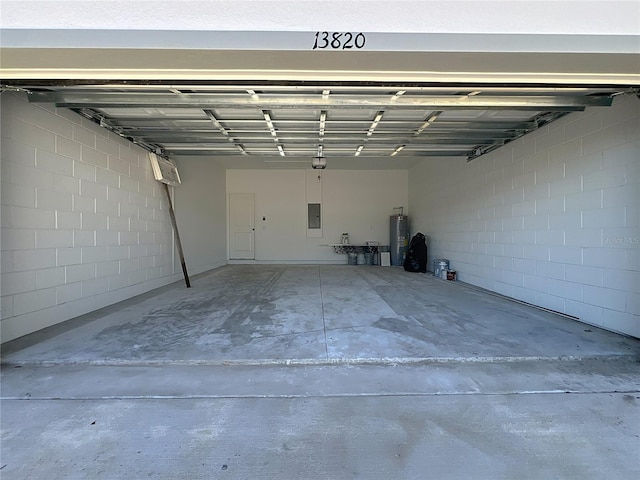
[148,151,190,287]
[148,152,181,186]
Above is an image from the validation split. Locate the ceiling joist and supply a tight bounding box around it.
[27,91,612,110]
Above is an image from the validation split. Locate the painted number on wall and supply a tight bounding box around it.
[312,32,366,50]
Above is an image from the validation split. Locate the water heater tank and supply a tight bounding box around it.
[390,215,408,266]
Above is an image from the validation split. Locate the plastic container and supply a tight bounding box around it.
[432,259,441,276]
[348,253,357,265]
[433,259,450,278]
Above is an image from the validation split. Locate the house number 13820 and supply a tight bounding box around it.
[312,32,366,50]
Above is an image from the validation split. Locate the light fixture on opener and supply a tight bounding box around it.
[312,156,327,169]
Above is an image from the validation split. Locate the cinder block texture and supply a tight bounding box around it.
[409,95,640,338]
[1,93,177,342]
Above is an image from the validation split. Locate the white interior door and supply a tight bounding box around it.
[229,193,255,259]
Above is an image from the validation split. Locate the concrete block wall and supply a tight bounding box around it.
[1,92,180,342]
[409,94,640,338]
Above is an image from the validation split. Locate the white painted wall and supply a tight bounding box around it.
[227,169,408,262]
[0,92,182,342]
[174,157,227,276]
[409,94,640,338]
[2,1,638,35]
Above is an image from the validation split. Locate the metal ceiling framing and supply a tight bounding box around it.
[5,81,634,161]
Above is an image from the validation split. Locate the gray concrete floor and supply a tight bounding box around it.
[1,265,639,479]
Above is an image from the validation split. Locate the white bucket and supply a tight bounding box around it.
[434,259,450,278]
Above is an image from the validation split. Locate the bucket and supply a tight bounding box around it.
[348,253,357,265]
[438,261,449,279]
[433,259,449,278]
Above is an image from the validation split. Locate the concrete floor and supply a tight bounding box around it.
[1,265,639,479]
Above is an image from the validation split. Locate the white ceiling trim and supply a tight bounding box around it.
[3,68,638,86]
[2,45,638,85]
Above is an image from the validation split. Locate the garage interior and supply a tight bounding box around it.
[1,24,640,479]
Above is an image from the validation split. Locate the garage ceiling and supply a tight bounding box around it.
[5,81,634,162]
